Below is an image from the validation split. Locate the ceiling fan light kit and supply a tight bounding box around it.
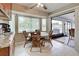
[30,3,47,10]
[36,3,44,7]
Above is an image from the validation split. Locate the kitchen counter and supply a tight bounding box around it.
[0,32,15,56]
[0,33,12,48]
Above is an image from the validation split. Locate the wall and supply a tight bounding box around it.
[62,21,65,34]
[0,20,8,24]
[46,17,52,32]
[13,14,24,42]
[74,7,79,53]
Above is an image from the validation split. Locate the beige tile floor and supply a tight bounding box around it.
[55,37,75,48]
[14,38,79,56]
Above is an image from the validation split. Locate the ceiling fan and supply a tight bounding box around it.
[30,3,47,10]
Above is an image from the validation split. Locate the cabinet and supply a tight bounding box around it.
[0,47,9,56]
[0,33,15,56]
[0,40,15,56]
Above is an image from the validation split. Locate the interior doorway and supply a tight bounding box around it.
[51,12,75,48]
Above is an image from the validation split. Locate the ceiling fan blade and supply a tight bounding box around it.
[30,4,37,9]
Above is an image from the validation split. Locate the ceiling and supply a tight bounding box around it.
[17,3,75,22]
[16,3,76,20]
[18,3,71,13]
[60,12,75,22]
[53,12,75,23]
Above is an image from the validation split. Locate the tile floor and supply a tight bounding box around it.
[14,38,79,56]
[55,37,75,48]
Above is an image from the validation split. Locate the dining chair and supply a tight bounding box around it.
[35,30,40,35]
[67,28,75,45]
[48,31,53,47]
[40,31,53,47]
[23,31,31,47]
[30,33,44,52]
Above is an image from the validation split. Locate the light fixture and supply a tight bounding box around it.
[30,3,47,10]
[36,3,44,8]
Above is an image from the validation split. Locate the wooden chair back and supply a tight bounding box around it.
[32,33,41,47]
[30,32,45,52]
[69,28,75,37]
[23,31,28,38]
[49,31,53,39]
[35,30,40,35]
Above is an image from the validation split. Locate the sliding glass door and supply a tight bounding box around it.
[52,20,63,34]
[64,21,75,36]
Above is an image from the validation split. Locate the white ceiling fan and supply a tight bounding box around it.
[30,3,47,10]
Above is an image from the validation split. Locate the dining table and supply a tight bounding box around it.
[27,32,49,36]
[26,31,53,52]
[40,32,49,39]
[41,31,53,47]
[41,32,48,36]
[27,31,49,40]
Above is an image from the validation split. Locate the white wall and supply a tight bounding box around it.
[0,20,8,24]
[46,17,52,32]
[74,7,79,52]
[62,21,65,34]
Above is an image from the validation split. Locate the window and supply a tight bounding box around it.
[42,19,46,31]
[18,16,40,32]
[52,20,63,34]
[65,21,75,35]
